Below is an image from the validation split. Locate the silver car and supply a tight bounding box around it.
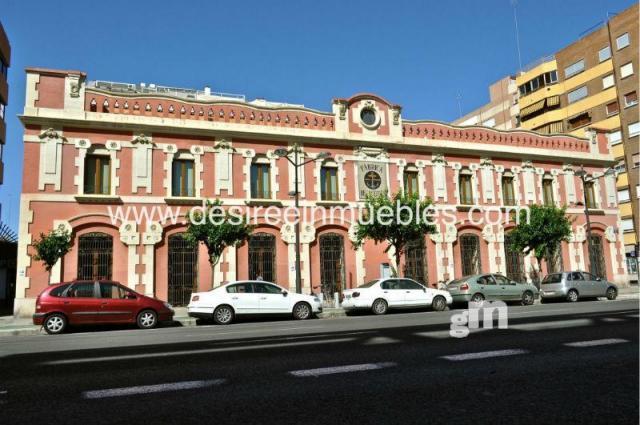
[539,271,618,302]
[447,273,539,305]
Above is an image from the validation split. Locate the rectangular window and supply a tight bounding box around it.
[568,112,591,130]
[320,166,339,201]
[0,103,4,120]
[584,182,597,209]
[620,62,634,78]
[629,122,640,138]
[544,70,558,85]
[502,176,516,206]
[624,91,638,108]
[616,32,630,50]
[598,45,611,62]
[567,86,588,104]
[84,155,111,195]
[618,188,630,202]
[606,101,619,116]
[171,159,195,197]
[602,74,615,89]
[633,153,640,168]
[614,159,626,174]
[542,178,554,206]
[608,130,622,145]
[459,173,473,205]
[621,218,634,232]
[250,162,271,199]
[564,59,585,78]
[403,170,419,196]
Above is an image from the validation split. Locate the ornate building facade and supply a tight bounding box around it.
[14,68,626,315]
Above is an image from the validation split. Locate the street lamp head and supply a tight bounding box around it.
[316,152,331,160]
[603,167,616,177]
[574,169,588,178]
[274,148,289,158]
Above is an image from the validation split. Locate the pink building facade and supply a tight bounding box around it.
[14,68,628,316]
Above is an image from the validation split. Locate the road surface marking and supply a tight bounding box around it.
[510,319,591,331]
[364,336,400,345]
[601,317,624,322]
[628,314,639,318]
[440,349,528,361]
[564,338,629,348]
[82,379,225,399]
[41,337,355,365]
[289,362,397,377]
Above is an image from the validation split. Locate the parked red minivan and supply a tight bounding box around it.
[33,280,174,334]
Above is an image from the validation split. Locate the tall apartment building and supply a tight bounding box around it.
[453,76,520,130]
[0,22,10,192]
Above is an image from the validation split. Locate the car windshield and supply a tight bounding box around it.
[358,280,379,288]
[542,273,562,284]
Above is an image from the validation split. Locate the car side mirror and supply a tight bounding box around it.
[282,291,288,297]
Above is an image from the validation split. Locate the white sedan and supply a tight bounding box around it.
[187,280,322,325]
[341,278,453,314]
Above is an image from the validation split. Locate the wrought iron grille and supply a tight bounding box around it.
[319,233,345,302]
[589,235,606,278]
[168,234,198,306]
[460,234,481,276]
[404,238,427,284]
[504,234,526,283]
[77,233,113,280]
[248,233,275,282]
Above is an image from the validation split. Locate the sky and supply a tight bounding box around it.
[0,0,635,232]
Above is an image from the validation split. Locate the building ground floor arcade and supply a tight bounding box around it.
[13,199,627,316]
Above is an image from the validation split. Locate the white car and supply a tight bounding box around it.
[187,280,323,325]
[341,278,453,314]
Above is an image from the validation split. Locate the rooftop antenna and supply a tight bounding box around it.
[456,92,463,119]
[511,0,523,71]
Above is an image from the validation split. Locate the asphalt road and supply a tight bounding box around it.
[1,299,638,425]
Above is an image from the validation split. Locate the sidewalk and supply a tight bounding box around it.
[0,286,637,337]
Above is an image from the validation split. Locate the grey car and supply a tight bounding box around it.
[447,273,539,305]
[539,271,618,302]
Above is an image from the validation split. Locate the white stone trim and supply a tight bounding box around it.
[38,129,64,191]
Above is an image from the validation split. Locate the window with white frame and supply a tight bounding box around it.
[568,86,588,103]
[564,59,585,78]
[84,153,111,195]
[542,174,555,206]
[602,74,615,89]
[624,91,638,108]
[618,188,630,202]
[458,168,473,205]
[606,101,619,116]
[620,62,634,79]
[633,153,640,168]
[608,130,622,145]
[320,163,339,201]
[628,122,640,138]
[598,45,611,62]
[171,158,195,197]
[621,218,634,232]
[614,159,626,174]
[616,32,630,50]
[250,158,271,199]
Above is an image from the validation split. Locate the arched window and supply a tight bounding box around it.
[319,233,345,301]
[502,171,516,206]
[167,233,198,306]
[542,174,554,206]
[404,238,427,284]
[77,232,113,280]
[588,235,605,278]
[459,168,473,205]
[248,233,276,282]
[460,234,481,276]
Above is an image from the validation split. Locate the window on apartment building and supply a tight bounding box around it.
[620,62,634,79]
[458,169,473,205]
[544,70,558,85]
[568,112,591,130]
[606,101,619,116]
[621,218,634,232]
[624,91,638,107]
[0,59,7,78]
[502,173,516,206]
[518,71,557,96]
[633,153,640,168]
[542,175,555,206]
[84,154,111,195]
[0,103,4,121]
[618,188,630,202]
[564,59,585,78]
[598,45,611,62]
[629,122,640,138]
[567,86,588,104]
[482,118,496,127]
[614,159,626,174]
[616,32,630,50]
[250,160,271,199]
[609,130,622,145]
[460,234,482,276]
[602,74,615,89]
[320,164,339,201]
[171,159,195,197]
[584,181,597,209]
[403,167,419,196]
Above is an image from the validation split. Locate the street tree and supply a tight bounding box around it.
[352,191,437,277]
[32,226,72,282]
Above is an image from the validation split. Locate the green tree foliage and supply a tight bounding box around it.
[352,191,437,276]
[32,227,72,280]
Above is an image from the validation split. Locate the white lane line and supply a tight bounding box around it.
[510,319,591,331]
[41,337,355,366]
[564,338,629,348]
[628,314,639,318]
[289,362,397,377]
[601,317,625,322]
[440,349,528,361]
[82,379,225,399]
[364,336,400,345]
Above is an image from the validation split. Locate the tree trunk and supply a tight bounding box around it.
[209,255,220,290]
[395,249,402,278]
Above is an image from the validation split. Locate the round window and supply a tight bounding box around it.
[360,108,376,126]
[364,171,382,190]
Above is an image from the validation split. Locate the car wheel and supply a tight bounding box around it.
[566,289,579,303]
[606,287,617,300]
[521,291,535,306]
[43,313,67,335]
[431,295,447,311]
[213,305,234,325]
[371,298,388,315]
[471,293,485,303]
[137,310,158,329]
[292,302,312,320]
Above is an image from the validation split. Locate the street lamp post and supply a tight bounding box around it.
[575,165,616,276]
[275,144,330,294]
